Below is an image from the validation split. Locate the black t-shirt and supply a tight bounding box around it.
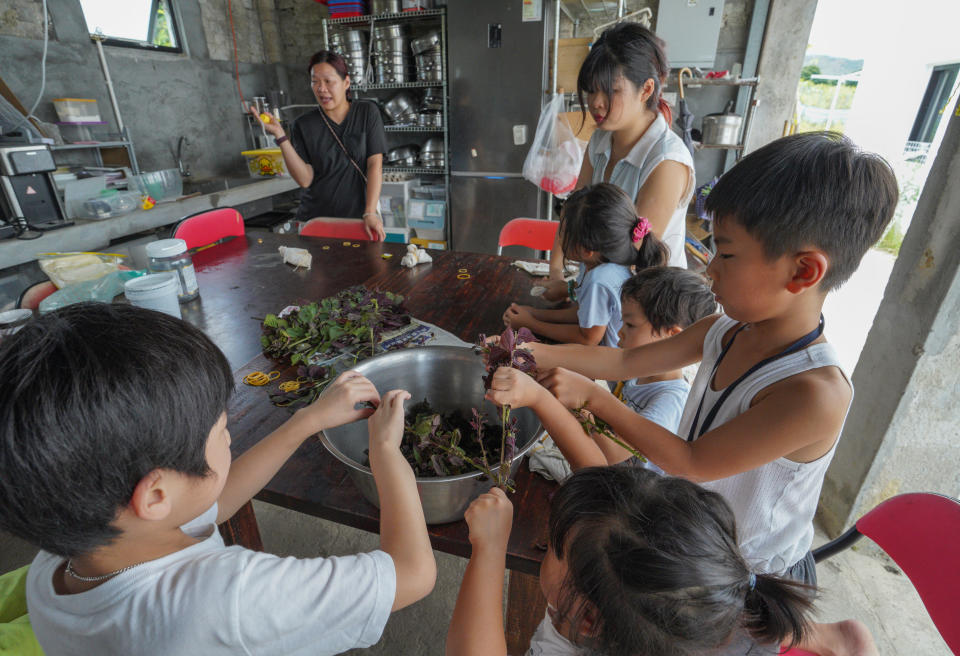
[291,100,387,219]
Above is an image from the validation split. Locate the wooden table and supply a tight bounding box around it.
[189,232,553,650]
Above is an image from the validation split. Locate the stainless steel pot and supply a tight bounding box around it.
[422,136,444,154]
[320,347,543,524]
[416,68,443,82]
[701,112,743,146]
[374,24,405,39]
[373,36,407,54]
[418,110,442,128]
[411,31,441,55]
[371,0,401,13]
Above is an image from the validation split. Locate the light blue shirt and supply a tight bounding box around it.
[618,377,690,475]
[575,262,632,347]
[588,114,695,269]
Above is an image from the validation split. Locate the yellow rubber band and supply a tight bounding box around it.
[243,371,280,386]
[458,268,467,273]
[457,273,471,280]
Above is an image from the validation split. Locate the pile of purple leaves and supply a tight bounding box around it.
[268,364,330,411]
[363,401,517,490]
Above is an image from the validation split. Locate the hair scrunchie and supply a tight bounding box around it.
[632,216,652,243]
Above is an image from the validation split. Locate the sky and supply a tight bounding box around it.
[807,0,960,60]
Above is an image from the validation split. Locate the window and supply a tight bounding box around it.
[78,0,182,52]
[908,63,960,144]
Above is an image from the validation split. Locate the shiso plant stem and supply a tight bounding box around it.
[572,406,647,462]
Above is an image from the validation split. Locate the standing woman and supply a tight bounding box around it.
[251,50,387,240]
[549,23,693,278]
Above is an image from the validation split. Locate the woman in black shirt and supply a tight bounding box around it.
[250,50,387,240]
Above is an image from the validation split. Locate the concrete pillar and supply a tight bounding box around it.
[745,0,817,152]
[818,95,960,535]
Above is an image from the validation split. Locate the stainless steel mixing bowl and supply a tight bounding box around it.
[319,346,543,524]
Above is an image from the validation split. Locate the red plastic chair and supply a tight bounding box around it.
[496,218,559,256]
[16,281,57,310]
[299,218,374,241]
[781,492,960,655]
[172,208,245,250]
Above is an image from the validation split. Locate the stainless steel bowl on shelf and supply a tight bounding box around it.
[319,347,543,524]
[418,110,443,128]
[386,144,421,166]
[374,23,405,40]
[384,93,418,122]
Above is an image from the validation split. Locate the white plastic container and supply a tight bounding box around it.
[53,98,102,123]
[124,273,181,318]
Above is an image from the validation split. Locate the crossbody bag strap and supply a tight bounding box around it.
[318,108,368,183]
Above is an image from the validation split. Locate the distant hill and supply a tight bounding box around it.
[804,54,864,76]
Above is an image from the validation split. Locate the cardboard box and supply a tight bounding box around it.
[548,38,592,94]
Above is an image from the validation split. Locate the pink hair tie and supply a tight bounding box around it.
[632,217,651,243]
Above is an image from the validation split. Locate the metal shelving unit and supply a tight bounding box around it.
[49,127,141,175]
[323,7,449,246]
[663,75,759,163]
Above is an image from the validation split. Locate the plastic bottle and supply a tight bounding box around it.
[145,238,199,303]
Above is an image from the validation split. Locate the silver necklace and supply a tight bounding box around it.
[64,559,146,582]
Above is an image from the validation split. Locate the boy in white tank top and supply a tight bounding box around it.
[488,132,899,656]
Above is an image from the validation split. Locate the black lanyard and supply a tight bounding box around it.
[686,315,825,442]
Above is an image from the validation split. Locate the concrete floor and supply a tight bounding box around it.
[2,248,949,654]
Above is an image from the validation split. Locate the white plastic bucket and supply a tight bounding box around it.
[124,273,181,318]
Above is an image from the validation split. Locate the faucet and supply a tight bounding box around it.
[176,136,191,178]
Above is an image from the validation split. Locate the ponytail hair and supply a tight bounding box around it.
[577,23,672,126]
[548,467,816,655]
[560,183,669,271]
[744,572,816,647]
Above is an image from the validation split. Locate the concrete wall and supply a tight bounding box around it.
[818,94,960,535]
[0,0,326,179]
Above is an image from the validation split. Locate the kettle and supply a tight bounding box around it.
[701,100,743,146]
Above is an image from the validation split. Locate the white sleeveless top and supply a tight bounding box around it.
[677,315,852,574]
[587,114,695,269]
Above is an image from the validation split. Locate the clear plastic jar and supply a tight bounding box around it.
[146,238,199,303]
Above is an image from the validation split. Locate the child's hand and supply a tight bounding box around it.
[503,303,533,329]
[367,389,411,451]
[464,487,513,552]
[541,279,569,302]
[298,370,380,432]
[537,367,600,410]
[485,366,546,409]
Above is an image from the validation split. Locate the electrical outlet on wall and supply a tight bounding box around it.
[512,125,527,145]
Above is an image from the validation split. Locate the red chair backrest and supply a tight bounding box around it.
[173,208,245,250]
[498,218,559,252]
[299,218,372,241]
[855,493,960,651]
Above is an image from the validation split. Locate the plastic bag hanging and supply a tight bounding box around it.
[522,95,586,198]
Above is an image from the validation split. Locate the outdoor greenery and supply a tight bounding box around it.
[153,1,174,47]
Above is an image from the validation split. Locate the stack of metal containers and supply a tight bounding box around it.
[373,24,412,84]
[329,29,368,83]
[419,136,445,169]
[411,30,442,82]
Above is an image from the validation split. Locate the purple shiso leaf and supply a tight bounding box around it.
[430,455,447,477]
[512,351,537,373]
[505,432,516,462]
[500,326,516,353]
[515,327,538,344]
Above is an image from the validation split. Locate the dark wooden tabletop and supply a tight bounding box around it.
[190,232,555,575]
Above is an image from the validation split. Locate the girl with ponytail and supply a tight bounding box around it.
[504,183,668,347]
[546,22,695,282]
[446,467,815,656]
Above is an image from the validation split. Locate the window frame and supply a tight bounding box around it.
[82,0,184,54]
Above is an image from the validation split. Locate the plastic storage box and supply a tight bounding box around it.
[131,169,182,201]
[53,98,101,123]
[384,227,410,244]
[80,189,140,219]
[57,122,108,144]
[241,148,287,177]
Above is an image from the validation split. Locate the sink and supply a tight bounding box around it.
[180,177,262,196]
